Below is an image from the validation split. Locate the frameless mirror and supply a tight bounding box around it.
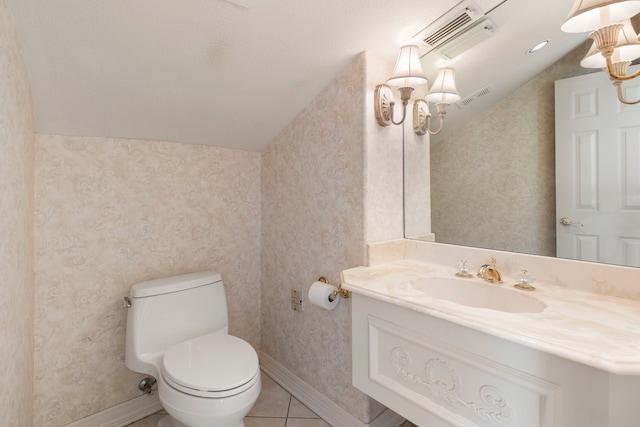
[404,0,640,267]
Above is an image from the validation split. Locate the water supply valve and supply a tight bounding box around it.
[138,376,157,395]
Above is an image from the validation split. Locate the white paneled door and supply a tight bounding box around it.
[555,68,640,267]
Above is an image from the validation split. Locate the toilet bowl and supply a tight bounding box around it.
[159,333,261,427]
[124,271,261,427]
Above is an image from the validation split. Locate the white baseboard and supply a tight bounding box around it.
[64,354,405,427]
[259,352,406,427]
[65,393,163,427]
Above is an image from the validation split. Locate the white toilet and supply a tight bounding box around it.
[125,271,261,427]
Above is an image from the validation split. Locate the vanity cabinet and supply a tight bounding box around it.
[352,293,640,427]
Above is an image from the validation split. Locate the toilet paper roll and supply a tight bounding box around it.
[308,281,339,310]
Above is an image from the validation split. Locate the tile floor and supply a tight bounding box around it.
[126,371,330,427]
[126,370,417,427]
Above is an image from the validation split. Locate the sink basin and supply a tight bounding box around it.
[404,277,547,313]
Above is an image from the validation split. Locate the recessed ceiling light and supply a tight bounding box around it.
[527,40,550,54]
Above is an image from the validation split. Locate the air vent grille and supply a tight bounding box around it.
[413,0,483,54]
[457,86,491,108]
[438,18,497,60]
[423,11,474,47]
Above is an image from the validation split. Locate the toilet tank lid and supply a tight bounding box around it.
[130,271,222,298]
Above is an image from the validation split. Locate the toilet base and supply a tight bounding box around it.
[158,372,259,427]
[157,414,244,427]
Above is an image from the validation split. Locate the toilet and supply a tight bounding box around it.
[125,271,261,427]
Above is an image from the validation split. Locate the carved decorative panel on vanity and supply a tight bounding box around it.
[349,293,633,427]
[368,316,559,427]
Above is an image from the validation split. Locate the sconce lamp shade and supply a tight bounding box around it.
[580,19,640,67]
[386,45,428,88]
[424,68,461,104]
[561,0,640,33]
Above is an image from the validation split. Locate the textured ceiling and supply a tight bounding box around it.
[8,0,585,151]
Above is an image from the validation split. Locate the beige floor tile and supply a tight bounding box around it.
[285,418,332,427]
[287,397,319,419]
[125,371,341,427]
[245,417,288,427]
[246,372,291,418]
[125,413,165,427]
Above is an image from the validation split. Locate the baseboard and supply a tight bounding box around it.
[65,393,163,427]
[259,352,405,427]
[64,354,405,427]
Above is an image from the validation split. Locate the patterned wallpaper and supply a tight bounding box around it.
[364,55,405,243]
[33,135,261,426]
[1,7,608,424]
[429,44,591,256]
[261,52,401,423]
[0,0,35,425]
[4,25,403,426]
[403,84,432,239]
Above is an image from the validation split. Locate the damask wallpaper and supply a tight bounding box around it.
[0,0,35,425]
[33,135,261,426]
[261,52,403,424]
[4,10,404,422]
[430,44,590,256]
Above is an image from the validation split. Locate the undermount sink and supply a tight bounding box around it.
[400,277,547,313]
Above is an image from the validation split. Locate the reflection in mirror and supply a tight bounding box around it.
[404,0,584,250]
[428,44,592,258]
[404,0,640,267]
[406,35,640,267]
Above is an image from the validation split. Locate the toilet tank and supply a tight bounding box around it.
[125,271,228,377]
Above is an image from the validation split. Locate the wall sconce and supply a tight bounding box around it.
[375,45,428,127]
[374,45,460,135]
[413,68,461,135]
[561,0,640,104]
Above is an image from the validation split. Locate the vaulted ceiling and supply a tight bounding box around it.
[8,0,586,151]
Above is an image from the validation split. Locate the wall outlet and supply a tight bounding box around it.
[291,289,303,312]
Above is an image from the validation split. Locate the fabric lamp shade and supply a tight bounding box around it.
[424,68,461,104]
[561,0,640,33]
[386,45,428,88]
[580,19,640,67]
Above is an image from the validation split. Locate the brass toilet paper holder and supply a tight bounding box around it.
[318,276,350,299]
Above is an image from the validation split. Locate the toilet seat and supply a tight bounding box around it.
[162,333,259,398]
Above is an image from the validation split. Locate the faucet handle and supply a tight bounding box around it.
[455,260,473,278]
[514,270,536,291]
[518,269,534,284]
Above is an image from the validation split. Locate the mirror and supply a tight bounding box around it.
[404,0,640,266]
[426,44,591,257]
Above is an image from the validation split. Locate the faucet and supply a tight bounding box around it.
[477,258,503,284]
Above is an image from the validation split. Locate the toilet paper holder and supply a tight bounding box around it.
[318,277,350,299]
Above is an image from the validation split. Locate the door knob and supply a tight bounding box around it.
[559,217,583,226]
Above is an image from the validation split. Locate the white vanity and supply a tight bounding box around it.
[342,240,640,427]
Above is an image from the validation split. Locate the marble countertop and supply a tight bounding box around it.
[342,259,640,375]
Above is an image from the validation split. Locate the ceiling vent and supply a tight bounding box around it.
[413,0,484,54]
[436,18,497,60]
[456,86,491,108]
